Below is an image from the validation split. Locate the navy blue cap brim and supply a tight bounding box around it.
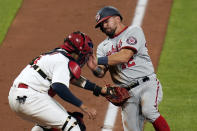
[95,16,112,28]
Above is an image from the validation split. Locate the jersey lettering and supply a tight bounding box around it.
[107,40,122,56]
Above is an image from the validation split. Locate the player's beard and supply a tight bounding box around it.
[100,26,116,38]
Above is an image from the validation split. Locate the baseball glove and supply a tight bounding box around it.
[104,85,130,106]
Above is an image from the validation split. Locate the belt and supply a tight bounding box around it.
[126,76,150,90]
[18,83,28,89]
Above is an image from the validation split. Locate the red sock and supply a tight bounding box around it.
[152,115,170,131]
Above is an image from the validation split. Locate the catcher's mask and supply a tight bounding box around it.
[95,6,122,28]
[61,31,93,67]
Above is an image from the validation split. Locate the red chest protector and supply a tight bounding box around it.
[68,60,81,79]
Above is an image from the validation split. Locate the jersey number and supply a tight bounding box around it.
[121,57,136,69]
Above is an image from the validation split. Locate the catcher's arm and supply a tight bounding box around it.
[71,77,130,106]
[71,76,107,96]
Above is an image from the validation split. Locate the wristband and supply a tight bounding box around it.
[84,80,96,91]
[98,57,108,65]
[84,80,102,96]
[93,85,102,96]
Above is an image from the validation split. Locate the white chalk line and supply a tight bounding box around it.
[101,0,149,130]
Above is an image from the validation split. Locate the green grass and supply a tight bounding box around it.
[0,0,22,45]
[145,0,197,130]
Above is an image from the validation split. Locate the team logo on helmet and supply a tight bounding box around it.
[95,13,100,22]
[126,36,137,45]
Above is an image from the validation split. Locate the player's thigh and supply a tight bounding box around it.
[9,87,80,130]
[141,81,163,122]
[121,102,144,131]
[18,92,72,129]
[8,86,20,112]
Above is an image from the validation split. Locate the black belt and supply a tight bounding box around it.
[126,76,150,90]
[30,64,52,82]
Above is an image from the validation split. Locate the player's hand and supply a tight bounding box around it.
[87,54,98,70]
[80,104,97,119]
[101,86,108,95]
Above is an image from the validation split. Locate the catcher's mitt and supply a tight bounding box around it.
[104,85,130,106]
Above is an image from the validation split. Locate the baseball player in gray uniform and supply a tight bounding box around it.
[87,6,170,131]
[8,31,109,131]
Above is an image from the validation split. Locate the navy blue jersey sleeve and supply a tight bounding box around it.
[51,82,82,107]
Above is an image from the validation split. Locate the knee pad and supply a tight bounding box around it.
[62,115,78,131]
[69,112,86,131]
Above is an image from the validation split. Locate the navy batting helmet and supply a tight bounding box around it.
[95,6,122,28]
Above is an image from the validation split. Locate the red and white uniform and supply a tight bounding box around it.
[97,25,163,131]
[8,52,81,130]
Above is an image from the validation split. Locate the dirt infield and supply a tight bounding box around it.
[0,0,172,130]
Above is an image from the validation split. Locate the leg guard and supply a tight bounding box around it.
[62,112,86,131]
[152,115,170,131]
[68,112,86,131]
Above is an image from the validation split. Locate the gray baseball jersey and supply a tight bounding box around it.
[97,25,154,87]
[97,25,163,131]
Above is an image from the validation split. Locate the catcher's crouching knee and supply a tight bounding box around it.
[62,112,86,131]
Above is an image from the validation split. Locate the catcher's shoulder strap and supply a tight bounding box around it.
[53,48,76,61]
[30,64,52,82]
[29,48,76,65]
[29,48,76,82]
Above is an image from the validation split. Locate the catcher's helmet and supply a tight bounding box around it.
[95,6,122,28]
[61,31,93,67]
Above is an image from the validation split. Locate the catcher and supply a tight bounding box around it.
[8,31,122,131]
